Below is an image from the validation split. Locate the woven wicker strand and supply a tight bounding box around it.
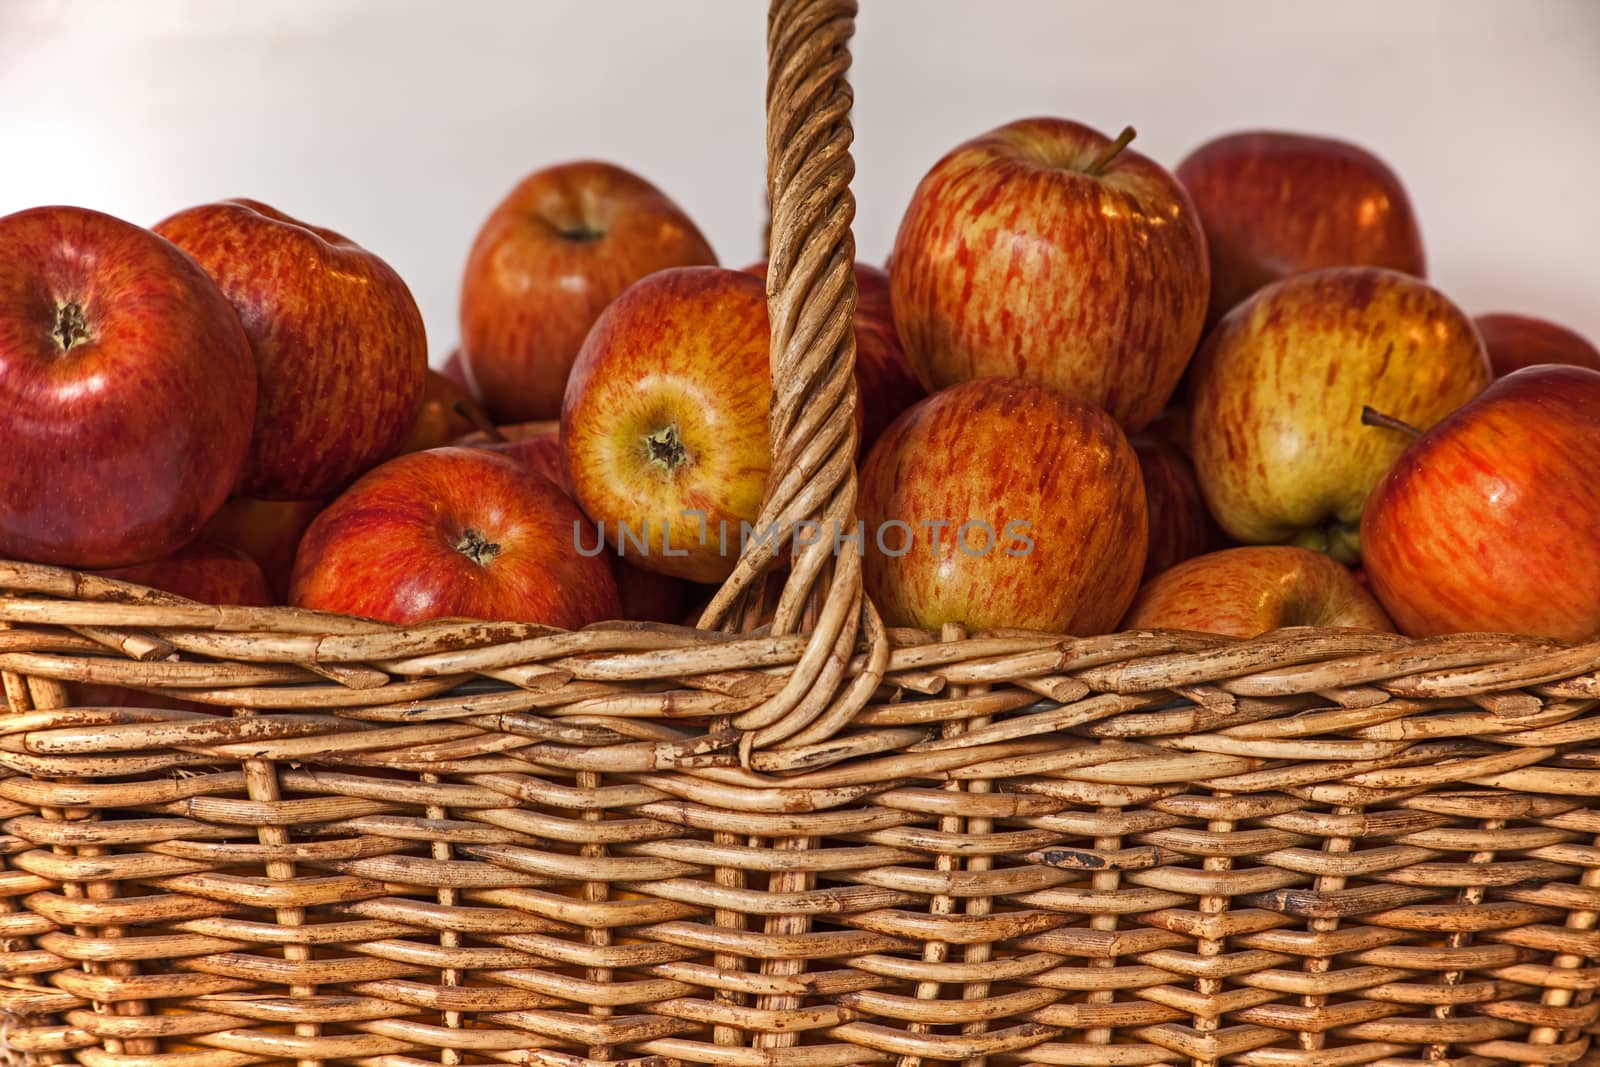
[7,1,1600,1064]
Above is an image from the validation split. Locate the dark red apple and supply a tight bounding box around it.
[890,118,1209,433]
[200,496,326,603]
[290,447,619,627]
[1474,313,1600,377]
[861,376,1147,634]
[1124,546,1392,637]
[1362,365,1600,641]
[154,199,427,500]
[1134,437,1221,580]
[457,423,694,623]
[1176,130,1426,324]
[0,206,256,568]
[563,267,771,584]
[461,161,717,423]
[94,540,271,606]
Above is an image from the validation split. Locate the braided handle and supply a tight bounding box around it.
[698,0,887,758]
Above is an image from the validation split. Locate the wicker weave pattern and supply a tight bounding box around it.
[7,1,1600,1063]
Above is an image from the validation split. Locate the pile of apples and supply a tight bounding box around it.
[3,119,1598,644]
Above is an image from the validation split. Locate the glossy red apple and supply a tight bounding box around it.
[0,206,256,568]
[461,161,717,423]
[1189,267,1491,560]
[457,423,694,623]
[154,198,427,500]
[1124,546,1392,637]
[94,540,272,607]
[889,118,1208,433]
[1362,365,1600,641]
[395,369,484,455]
[861,376,1147,634]
[200,496,326,603]
[1474,313,1600,377]
[1176,130,1426,324]
[290,447,619,626]
[1134,437,1221,580]
[744,259,923,451]
[562,267,770,583]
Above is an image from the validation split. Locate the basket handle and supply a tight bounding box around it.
[697,0,888,758]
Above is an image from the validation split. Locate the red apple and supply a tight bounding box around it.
[1474,313,1600,377]
[744,260,924,451]
[200,496,326,603]
[562,267,770,584]
[1189,267,1491,560]
[94,540,272,607]
[0,206,256,568]
[1176,130,1426,325]
[889,118,1209,433]
[1362,365,1600,641]
[1123,546,1392,637]
[861,376,1147,634]
[154,199,427,500]
[457,423,694,623]
[1134,437,1221,580]
[461,161,717,423]
[395,369,484,455]
[290,447,619,627]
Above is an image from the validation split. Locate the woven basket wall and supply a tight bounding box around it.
[7,2,1600,1065]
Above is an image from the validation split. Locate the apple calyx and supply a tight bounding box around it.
[52,302,91,353]
[1291,522,1361,565]
[1085,126,1138,177]
[1360,405,1424,439]
[644,424,689,473]
[454,527,501,566]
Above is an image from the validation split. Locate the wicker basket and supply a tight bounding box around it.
[7,3,1600,1064]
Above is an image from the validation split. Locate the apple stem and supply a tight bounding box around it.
[453,399,508,443]
[1085,126,1137,176]
[1360,405,1424,439]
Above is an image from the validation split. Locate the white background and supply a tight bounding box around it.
[3,0,1597,363]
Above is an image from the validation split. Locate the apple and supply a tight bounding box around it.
[889,118,1209,434]
[1123,546,1392,637]
[1474,313,1600,377]
[395,369,485,455]
[744,259,924,451]
[860,376,1147,634]
[154,198,427,500]
[200,496,326,602]
[1175,130,1426,325]
[290,447,619,627]
[454,422,695,623]
[1134,437,1220,580]
[562,266,770,584]
[94,540,272,607]
[1189,267,1491,560]
[461,161,717,423]
[1362,365,1600,641]
[0,205,256,568]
